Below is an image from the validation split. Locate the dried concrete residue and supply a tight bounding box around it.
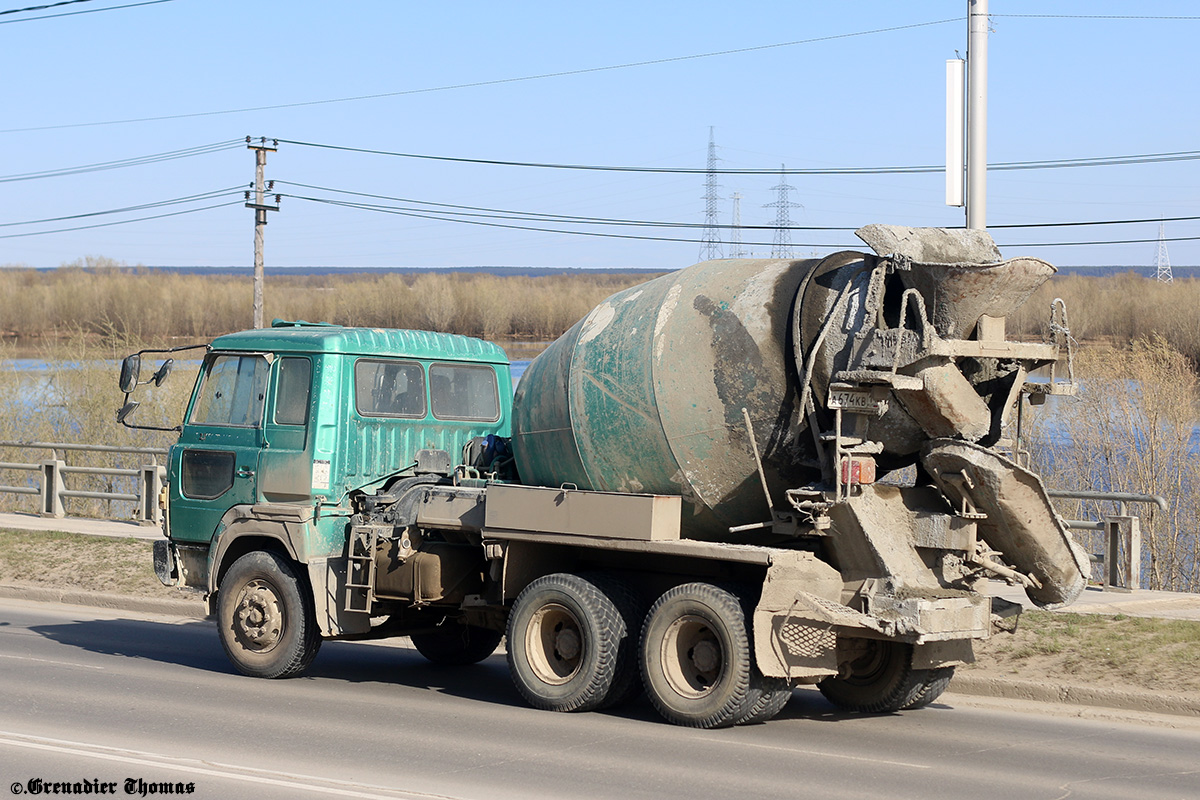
[578,302,616,345]
[653,283,683,362]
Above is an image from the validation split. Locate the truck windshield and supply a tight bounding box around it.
[190,354,270,427]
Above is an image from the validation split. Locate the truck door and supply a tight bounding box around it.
[168,352,271,544]
[259,355,314,502]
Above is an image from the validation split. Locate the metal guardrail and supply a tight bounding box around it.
[1049,489,1167,592]
[0,441,169,525]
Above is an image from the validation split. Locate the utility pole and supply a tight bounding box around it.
[245,137,280,329]
[966,0,988,230]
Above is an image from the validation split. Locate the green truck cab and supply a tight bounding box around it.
[137,321,513,674]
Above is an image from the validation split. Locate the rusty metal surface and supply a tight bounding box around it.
[922,439,1090,608]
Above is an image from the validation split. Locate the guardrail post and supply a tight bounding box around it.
[138,464,165,525]
[40,459,65,518]
[1100,514,1141,592]
[1124,514,1141,591]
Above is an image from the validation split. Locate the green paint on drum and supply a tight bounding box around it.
[512,258,825,540]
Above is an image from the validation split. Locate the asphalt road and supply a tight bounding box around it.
[1,599,1198,800]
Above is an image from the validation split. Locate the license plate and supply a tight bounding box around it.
[827,388,888,415]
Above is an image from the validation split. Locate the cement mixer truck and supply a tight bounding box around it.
[121,225,1085,728]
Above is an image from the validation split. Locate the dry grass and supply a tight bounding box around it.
[1027,336,1200,592]
[970,610,1200,694]
[0,528,172,597]
[0,268,660,344]
[0,334,197,519]
[1010,273,1200,369]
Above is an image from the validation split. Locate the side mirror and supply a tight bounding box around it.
[117,400,140,425]
[152,359,174,387]
[119,355,142,394]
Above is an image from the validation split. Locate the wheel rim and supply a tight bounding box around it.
[841,640,891,686]
[232,578,285,653]
[525,603,584,685]
[660,614,724,699]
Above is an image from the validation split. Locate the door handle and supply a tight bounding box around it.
[237,467,256,478]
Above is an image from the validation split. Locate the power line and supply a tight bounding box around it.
[0,0,174,25]
[0,139,243,184]
[0,187,241,228]
[276,138,1200,175]
[275,182,848,230]
[276,181,1200,234]
[0,200,240,239]
[286,192,1200,251]
[993,14,1200,21]
[0,18,956,133]
[0,0,101,15]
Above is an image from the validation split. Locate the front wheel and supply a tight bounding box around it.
[217,551,321,679]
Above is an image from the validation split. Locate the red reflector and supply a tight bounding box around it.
[840,456,876,486]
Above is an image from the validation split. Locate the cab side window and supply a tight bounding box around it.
[430,363,499,421]
[190,355,269,427]
[355,359,426,418]
[274,357,312,425]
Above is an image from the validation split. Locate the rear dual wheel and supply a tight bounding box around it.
[639,583,790,728]
[506,573,641,713]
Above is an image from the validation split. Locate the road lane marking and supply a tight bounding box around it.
[708,737,932,769]
[0,653,104,670]
[0,731,463,800]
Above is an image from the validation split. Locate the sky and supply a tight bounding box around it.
[1,0,1197,271]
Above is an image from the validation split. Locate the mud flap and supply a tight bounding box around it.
[922,439,1090,608]
[751,552,847,680]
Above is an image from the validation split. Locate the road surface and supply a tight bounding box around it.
[1,598,1197,800]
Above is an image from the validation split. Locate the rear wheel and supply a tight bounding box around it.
[902,666,956,709]
[818,639,928,713]
[639,583,779,728]
[506,573,633,713]
[411,624,503,666]
[217,551,321,679]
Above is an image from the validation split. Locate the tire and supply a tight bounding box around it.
[639,583,776,729]
[217,550,321,679]
[579,573,646,709]
[817,639,929,713]
[411,624,503,666]
[738,682,794,725]
[506,573,633,713]
[902,666,955,710]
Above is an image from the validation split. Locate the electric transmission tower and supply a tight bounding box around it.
[1155,221,1174,283]
[763,164,801,259]
[699,127,723,261]
[728,192,746,258]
